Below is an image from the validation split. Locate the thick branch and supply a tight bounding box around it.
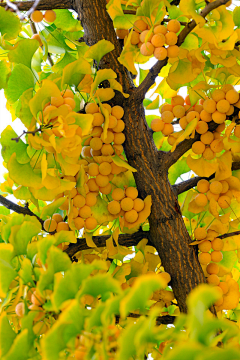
[219,231,240,240]
[173,161,240,195]
[0,0,72,10]
[135,0,230,100]
[0,195,43,225]
[65,230,151,258]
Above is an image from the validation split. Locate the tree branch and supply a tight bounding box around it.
[0,195,43,225]
[115,312,176,325]
[172,156,240,196]
[135,0,230,101]
[65,229,151,257]
[219,231,240,240]
[0,0,73,11]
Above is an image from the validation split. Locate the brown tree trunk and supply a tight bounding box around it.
[73,0,206,313]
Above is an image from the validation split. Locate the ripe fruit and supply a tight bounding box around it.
[162,111,174,123]
[165,32,178,45]
[85,102,99,114]
[73,194,86,208]
[74,217,85,230]
[151,118,164,132]
[167,19,181,33]
[52,213,63,223]
[116,29,129,39]
[198,252,211,265]
[216,99,230,113]
[151,33,165,47]
[133,198,144,212]
[210,181,223,195]
[140,42,154,56]
[31,291,44,306]
[15,302,25,317]
[85,217,98,230]
[57,222,69,232]
[198,240,211,252]
[225,89,239,104]
[203,99,216,113]
[207,274,220,286]
[79,205,92,219]
[197,179,209,193]
[44,10,56,23]
[44,218,57,232]
[206,262,219,275]
[194,227,207,240]
[211,238,224,251]
[31,10,43,23]
[192,141,205,155]
[195,194,208,207]
[218,195,230,209]
[154,25,167,35]
[211,250,223,262]
[167,45,180,58]
[112,188,125,201]
[108,201,121,215]
[125,209,138,223]
[85,193,97,207]
[133,20,148,33]
[125,187,138,200]
[121,197,134,211]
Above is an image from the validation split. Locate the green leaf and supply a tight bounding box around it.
[139,67,149,85]
[8,153,42,189]
[5,64,34,104]
[54,10,83,32]
[54,230,77,246]
[0,207,10,216]
[120,274,164,318]
[0,312,17,358]
[52,51,76,73]
[38,246,72,294]
[79,273,121,301]
[40,197,67,220]
[67,112,93,136]
[15,88,34,129]
[0,243,17,298]
[85,39,114,64]
[137,0,163,20]
[0,60,10,90]
[0,125,30,164]
[8,39,39,68]
[41,300,85,360]
[9,217,41,256]
[218,251,237,273]
[181,34,199,51]
[29,79,61,119]
[167,59,198,91]
[61,57,92,88]
[2,329,30,360]
[233,7,240,27]
[168,157,190,185]
[0,7,21,40]
[51,261,107,309]
[19,258,35,286]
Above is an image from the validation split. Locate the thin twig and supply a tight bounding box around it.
[115,312,175,325]
[11,127,42,142]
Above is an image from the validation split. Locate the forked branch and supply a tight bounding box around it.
[135,0,230,100]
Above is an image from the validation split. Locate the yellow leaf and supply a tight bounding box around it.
[111,154,137,172]
[188,199,205,214]
[187,155,218,177]
[106,236,118,257]
[215,151,232,181]
[41,153,47,181]
[171,118,198,152]
[179,0,205,27]
[85,232,97,248]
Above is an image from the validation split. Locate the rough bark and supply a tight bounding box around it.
[0,0,72,10]
[72,0,206,313]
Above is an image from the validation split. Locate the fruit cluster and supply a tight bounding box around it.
[131,19,180,60]
[30,9,56,23]
[108,186,145,224]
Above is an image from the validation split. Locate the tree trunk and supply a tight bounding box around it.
[73,0,206,313]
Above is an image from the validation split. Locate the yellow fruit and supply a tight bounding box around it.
[186,110,200,123]
[211,89,225,102]
[219,281,229,294]
[74,217,85,230]
[87,178,99,192]
[31,291,44,306]
[206,191,219,201]
[211,250,223,262]
[73,194,86,208]
[151,118,165,132]
[96,174,109,187]
[99,162,112,176]
[212,111,226,124]
[57,222,69,232]
[112,188,125,201]
[206,262,219,274]
[108,200,121,215]
[64,97,76,110]
[133,20,148,33]
[121,197,134,211]
[167,45,180,58]
[192,141,205,155]
[179,116,188,130]
[197,179,209,193]
[225,89,239,104]
[195,193,208,207]
[79,205,92,219]
[31,10,43,22]
[112,119,125,133]
[124,209,138,223]
[139,30,153,43]
[200,110,212,122]
[31,34,43,46]
[210,181,223,195]
[198,240,211,252]
[88,163,99,176]
[196,121,208,134]
[33,321,48,335]
[125,187,138,200]
[131,31,140,45]
[85,217,98,230]
[194,227,207,240]
[172,105,185,118]
[158,272,171,284]
[140,42,154,56]
[90,137,102,151]
[165,32,178,45]
[198,252,211,265]
[44,10,56,23]
[162,110,174,123]
[15,302,25,317]
[162,123,173,136]
[52,213,63,223]
[154,25,167,35]
[99,183,112,195]
[114,132,125,145]
[160,103,173,113]
[207,274,220,286]
[108,115,118,129]
[203,99,216,113]
[85,102,99,114]
[116,28,129,39]
[91,126,103,137]
[203,147,215,160]
[151,33,165,47]
[218,195,231,209]
[167,19,181,33]
[133,198,145,212]
[43,218,57,232]
[216,99,230,113]
[85,193,97,207]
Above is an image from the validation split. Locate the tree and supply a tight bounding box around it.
[0,0,240,358]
